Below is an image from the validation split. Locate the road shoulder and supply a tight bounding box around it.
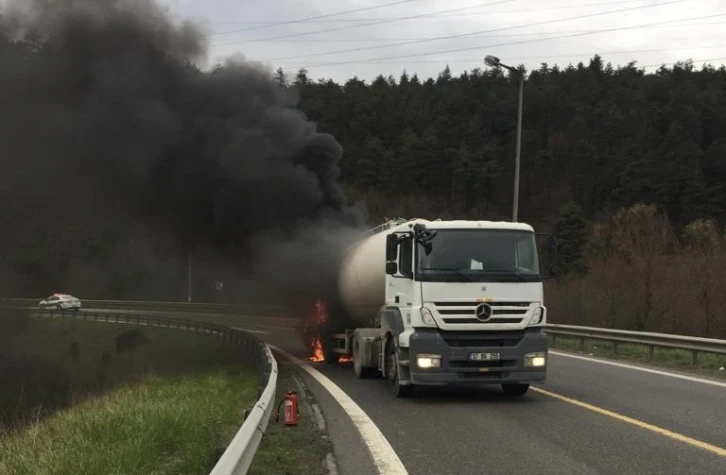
[247,358,333,475]
[272,350,388,475]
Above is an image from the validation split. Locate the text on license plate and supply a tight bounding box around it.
[468,352,500,361]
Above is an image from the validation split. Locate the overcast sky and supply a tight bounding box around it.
[90,0,726,82]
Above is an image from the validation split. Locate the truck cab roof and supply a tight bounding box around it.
[393,218,535,233]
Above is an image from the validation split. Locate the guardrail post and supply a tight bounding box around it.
[647,345,654,360]
[691,350,698,366]
[612,341,618,355]
[578,336,584,352]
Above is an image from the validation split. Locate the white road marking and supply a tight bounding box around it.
[270,345,408,475]
[550,350,726,388]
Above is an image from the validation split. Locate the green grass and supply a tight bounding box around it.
[548,334,726,380]
[0,369,258,475]
[0,314,257,429]
[0,314,262,474]
[248,360,333,475]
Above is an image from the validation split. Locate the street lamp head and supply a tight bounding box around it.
[484,55,500,67]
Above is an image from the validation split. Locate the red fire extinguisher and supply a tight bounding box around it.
[274,391,299,426]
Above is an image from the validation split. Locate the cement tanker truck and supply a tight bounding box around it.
[328,218,555,398]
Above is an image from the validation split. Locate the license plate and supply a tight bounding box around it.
[468,352,500,361]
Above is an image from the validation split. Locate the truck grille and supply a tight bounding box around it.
[434,301,530,325]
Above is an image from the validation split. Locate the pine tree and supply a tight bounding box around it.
[553,201,587,275]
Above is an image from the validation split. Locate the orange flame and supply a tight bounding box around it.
[305,297,353,364]
[309,336,325,362]
[307,297,328,362]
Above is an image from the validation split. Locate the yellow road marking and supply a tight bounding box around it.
[531,386,726,458]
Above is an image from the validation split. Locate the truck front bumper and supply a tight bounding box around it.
[407,327,548,386]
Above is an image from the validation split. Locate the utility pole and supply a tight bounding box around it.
[513,73,523,222]
[485,55,524,222]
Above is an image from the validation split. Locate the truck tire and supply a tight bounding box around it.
[385,338,413,398]
[501,383,529,396]
[322,333,339,364]
[353,339,377,378]
[323,347,338,364]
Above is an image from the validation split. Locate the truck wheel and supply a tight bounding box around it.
[353,339,377,378]
[323,347,338,364]
[322,334,338,364]
[386,339,412,398]
[501,383,530,396]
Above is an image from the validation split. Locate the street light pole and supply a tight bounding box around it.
[484,55,524,222]
[513,73,523,222]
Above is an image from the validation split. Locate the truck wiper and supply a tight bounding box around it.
[421,268,474,282]
[481,270,531,282]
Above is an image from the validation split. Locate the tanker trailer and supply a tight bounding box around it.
[329,218,555,398]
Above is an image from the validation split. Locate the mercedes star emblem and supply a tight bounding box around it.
[475,303,493,322]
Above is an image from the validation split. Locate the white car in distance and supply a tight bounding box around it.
[39,293,82,311]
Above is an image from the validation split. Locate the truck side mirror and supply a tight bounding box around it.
[385,234,398,262]
[385,262,398,275]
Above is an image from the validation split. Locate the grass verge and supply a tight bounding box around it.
[548,334,726,380]
[1,315,257,428]
[0,315,261,474]
[248,359,333,475]
[0,368,258,474]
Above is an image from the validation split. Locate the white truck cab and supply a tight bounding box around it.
[332,218,555,398]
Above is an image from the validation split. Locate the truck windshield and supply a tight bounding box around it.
[416,229,541,282]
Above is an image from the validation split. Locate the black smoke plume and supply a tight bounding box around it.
[0,0,369,314]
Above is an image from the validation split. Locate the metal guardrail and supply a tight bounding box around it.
[544,324,726,365]
[1,297,291,315]
[210,344,278,475]
[8,298,725,363]
[28,308,278,475]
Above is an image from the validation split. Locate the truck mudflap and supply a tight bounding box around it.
[407,327,548,386]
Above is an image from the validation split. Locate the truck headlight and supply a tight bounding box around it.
[529,306,544,325]
[416,353,441,369]
[524,352,547,368]
[420,307,437,326]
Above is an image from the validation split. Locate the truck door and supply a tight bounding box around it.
[387,235,416,311]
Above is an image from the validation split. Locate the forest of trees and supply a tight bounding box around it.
[282,56,726,338]
[285,56,726,227]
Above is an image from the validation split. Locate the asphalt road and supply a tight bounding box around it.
[303,354,726,475]
[254,322,726,475]
[22,307,726,474]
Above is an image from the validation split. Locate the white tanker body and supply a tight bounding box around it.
[337,222,389,326]
[330,218,554,398]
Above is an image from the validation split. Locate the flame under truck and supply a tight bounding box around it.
[327,218,555,397]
